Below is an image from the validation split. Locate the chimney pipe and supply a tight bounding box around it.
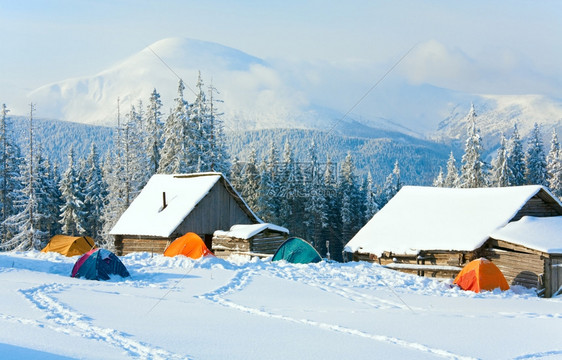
[162,192,167,210]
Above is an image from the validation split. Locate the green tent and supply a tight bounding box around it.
[272,237,322,264]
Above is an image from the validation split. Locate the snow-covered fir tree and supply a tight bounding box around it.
[444,152,459,188]
[303,140,327,250]
[144,88,163,176]
[507,123,526,186]
[2,105,48,250]
[0,104,23,245]
[59,148,86,236]
[100,152,126,250]
[229,156,243,192]
[524,123,547,186]
[363,170,379,221]
[207,81,230,174]
[277,141,299,230]
[239,147,260,211]
[81,144,106,238]
[158,80,195,174]
[491,134,510,187]
[322,155,339,259]
[378,160,402,208]
[191,72,213,172]
[433,167,445,187]
[546,129,562,198]
[36,151,62,238]
[459,104,487,188]
[255,142,279,223]
[338,152,361,257]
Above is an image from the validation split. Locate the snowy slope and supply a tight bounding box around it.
[27,37,562,145]
[28,37,321,130]
[0,251,561,360]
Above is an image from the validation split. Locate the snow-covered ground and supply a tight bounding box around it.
[0,251,560,360]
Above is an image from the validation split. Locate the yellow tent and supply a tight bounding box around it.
[41,235,96,257]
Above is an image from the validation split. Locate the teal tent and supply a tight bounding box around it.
[272,237,322,264]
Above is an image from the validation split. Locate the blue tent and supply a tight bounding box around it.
[71,248,130,281]
[272,237,322,264]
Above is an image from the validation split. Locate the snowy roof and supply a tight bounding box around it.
[344,185,562,256]
[490,216,562,254]
[213,223,289,239]
[110,173,258,237]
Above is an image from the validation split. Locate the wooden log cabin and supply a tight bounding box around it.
[110,173,260,255]
[212,223,289,258]
[344,185,562,297]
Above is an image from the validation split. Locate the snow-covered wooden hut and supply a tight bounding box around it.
[344,185,562,297]
[110,173,260,255]
[212,223,290,258]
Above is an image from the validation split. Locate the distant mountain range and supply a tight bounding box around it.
[18,37,562,182]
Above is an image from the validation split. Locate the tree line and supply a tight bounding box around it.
[433,104,562,197]
[228,140,402,261]
[0,73,229,251]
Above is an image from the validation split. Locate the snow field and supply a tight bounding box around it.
[0,251,561,360]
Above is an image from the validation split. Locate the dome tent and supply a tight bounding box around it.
[454,258,509,293]
[41,235,95,257]
[71,248,130,281]
[164,232,214,259]
[272,237,322,264]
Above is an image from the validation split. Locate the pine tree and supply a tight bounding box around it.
[59,148,86,236]
[491,134,510,187]
[240,148,260,211]
[507,123,526,186]
[229,156,243,192]
[191,72,213,171]
[82,144,106,238]
[303,140,327,251]
[546,129,562,197]
[379,160,402,207]
[158,80,195,174]
[0,104,23,245]
[36,152,62,238]
[2,104,48,250]
[364,171,379,221]
[321,155,339,259]
[444,152,459,188]
[207,81,230,174]
[524,123,547,186]
[459,104,487,188]
[433,167,445,187]
[338,152,361,260]
[145,89,163,176]
[277,141,297,230]
[255,142,279,223]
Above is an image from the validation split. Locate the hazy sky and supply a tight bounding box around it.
[1,0,561,115]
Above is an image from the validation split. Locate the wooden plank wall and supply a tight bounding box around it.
[512,195,562,221]
[483,247,543,289]
[351,251,472,278]
[547,256,562,297]
[212,232,287,258]
[119,238,171,256]
[250,233,287,254]
[175,182,255,237]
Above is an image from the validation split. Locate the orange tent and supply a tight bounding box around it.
[41,235,95,257]
[454,258,510,293]
[164,232,214,259]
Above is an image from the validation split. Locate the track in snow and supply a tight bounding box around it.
[199,267,476,360]
[18,283,191,360]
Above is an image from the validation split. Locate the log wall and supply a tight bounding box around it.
[212,231,287,258]
[115,236,171,256]
[545,256,562,298]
